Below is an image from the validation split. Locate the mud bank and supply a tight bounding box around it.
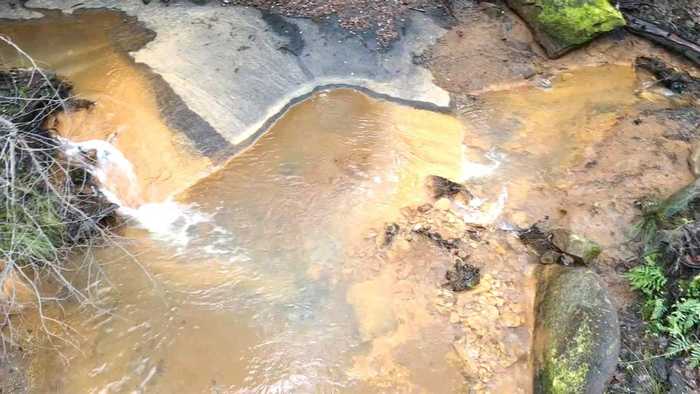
[0,1,451,155]
[425,2,700,391]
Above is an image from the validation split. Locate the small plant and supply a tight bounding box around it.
[687,275,700,298]
[666,299,700,338]
[641,297,667,333]
[668,335,700,368]
[627,182,700,375]
[625,254,667,297]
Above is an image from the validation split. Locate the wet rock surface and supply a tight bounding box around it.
[519,224,602,266]
[636,56,700,101]
[360,195,533,392]
[1,1,699,392]
[534,267,620,394]
[3,1,450,155]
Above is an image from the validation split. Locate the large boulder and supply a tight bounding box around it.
[505,0,625,58]
[533,266,620,394]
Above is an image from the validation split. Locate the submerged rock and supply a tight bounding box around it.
[505,0,625,58]
[383,222,400,246]
[635,57,700,101]
[425,175,472,204]
[534,267,620,394]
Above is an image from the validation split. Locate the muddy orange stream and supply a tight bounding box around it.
[0,9,673,394]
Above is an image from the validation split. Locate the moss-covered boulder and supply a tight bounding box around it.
[534,266,620,393]
[506,0,626,58]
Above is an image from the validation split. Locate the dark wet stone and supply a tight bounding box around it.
[549,229,601,265]
[425,175,473,202]
[383,223,400,246]
[636,57,700,99]
[519,224,601,266]
[539,250,562,265]
[261,11,305,56]
[444,258,480,292]
[534,266,620,394]
[413,224,461,250]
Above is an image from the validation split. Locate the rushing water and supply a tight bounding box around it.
[0,7,677,394]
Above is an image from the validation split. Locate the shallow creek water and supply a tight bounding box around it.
[0,8,674,394]
[28,89,471,393]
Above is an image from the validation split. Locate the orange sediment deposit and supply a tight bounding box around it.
[344,198,536,392]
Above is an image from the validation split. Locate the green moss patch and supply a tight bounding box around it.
[536,0,626,47]
[542,318,593,393]
[506,0,625,57]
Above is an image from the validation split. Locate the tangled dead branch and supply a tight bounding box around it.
[0,36,120,352]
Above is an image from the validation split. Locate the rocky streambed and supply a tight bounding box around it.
[0,0,699,393]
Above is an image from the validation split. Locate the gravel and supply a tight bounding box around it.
[224,0,454,47]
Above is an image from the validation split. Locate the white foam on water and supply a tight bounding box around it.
[119,200,214,249]
[455,187,508,225]
[61,138,141,206]
[460,146,502,181]
[456,145,508,224]
[61,138,217,250]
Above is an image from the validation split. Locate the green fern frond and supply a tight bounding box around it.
[666,299,700,337]
[668,335,692,355]
[642,297,668,332]
[687,275,700,298]
[690,344,700,368]
[626,259,667,297]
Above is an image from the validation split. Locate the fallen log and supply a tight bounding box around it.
[618,0,700,65]
[625,15,700,65]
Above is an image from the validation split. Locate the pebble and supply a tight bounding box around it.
[434,197,451,211]
[450,312,461,324]
[501,311,522,328]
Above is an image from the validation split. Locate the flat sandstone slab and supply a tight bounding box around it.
[2,1,449,156]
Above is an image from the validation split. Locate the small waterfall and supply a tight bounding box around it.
[458,146,507,225]
[61,138,212,248]
[62,138,142,208]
